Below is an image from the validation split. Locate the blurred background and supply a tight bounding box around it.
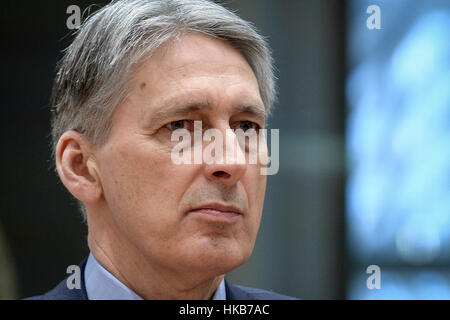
[1,0,449,299]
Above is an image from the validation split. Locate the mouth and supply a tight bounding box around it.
[186,203,243,222]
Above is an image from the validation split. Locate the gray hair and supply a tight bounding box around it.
[50,0,276,220]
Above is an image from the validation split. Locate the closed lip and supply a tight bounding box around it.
[187,203,244,216]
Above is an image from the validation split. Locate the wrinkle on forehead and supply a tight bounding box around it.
[131,32,260,95]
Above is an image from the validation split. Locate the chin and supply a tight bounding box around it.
[186,238,253,274]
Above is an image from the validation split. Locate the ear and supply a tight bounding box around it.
[55,130,103,205]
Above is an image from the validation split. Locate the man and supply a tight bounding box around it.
[27,0,296,300]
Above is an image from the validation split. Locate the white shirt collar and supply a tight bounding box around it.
[84,252,226,300]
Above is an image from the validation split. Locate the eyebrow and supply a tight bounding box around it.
[145,101,266,129]
[233,105,267,124]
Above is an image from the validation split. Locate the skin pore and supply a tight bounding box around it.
[56,32,268,299]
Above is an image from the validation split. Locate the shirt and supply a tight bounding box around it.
[84,252,226,300]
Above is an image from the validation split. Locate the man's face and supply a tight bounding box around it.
[92,33,267,276]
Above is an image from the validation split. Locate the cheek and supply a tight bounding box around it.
[247,166,266,211]
[238,167,266,239]
[98,140,190,239]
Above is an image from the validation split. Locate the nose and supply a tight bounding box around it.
[203,128,247,187]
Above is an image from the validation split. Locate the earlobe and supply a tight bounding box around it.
[55,131,103,204]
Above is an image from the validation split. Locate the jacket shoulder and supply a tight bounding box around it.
[24,279,86,300]
[24,259,88,300]
[225,280,299,300]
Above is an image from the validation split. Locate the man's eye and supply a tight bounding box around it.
[233,121,260,132]
[165,120,193,131]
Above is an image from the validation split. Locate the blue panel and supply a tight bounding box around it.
[346,0,450,298]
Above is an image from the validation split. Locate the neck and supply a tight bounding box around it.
[86,207,224,300]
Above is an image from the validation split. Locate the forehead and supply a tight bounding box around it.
[143,32,257,81]
[127,32,263,111]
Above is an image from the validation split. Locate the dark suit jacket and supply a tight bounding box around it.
[25,258,297,300]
